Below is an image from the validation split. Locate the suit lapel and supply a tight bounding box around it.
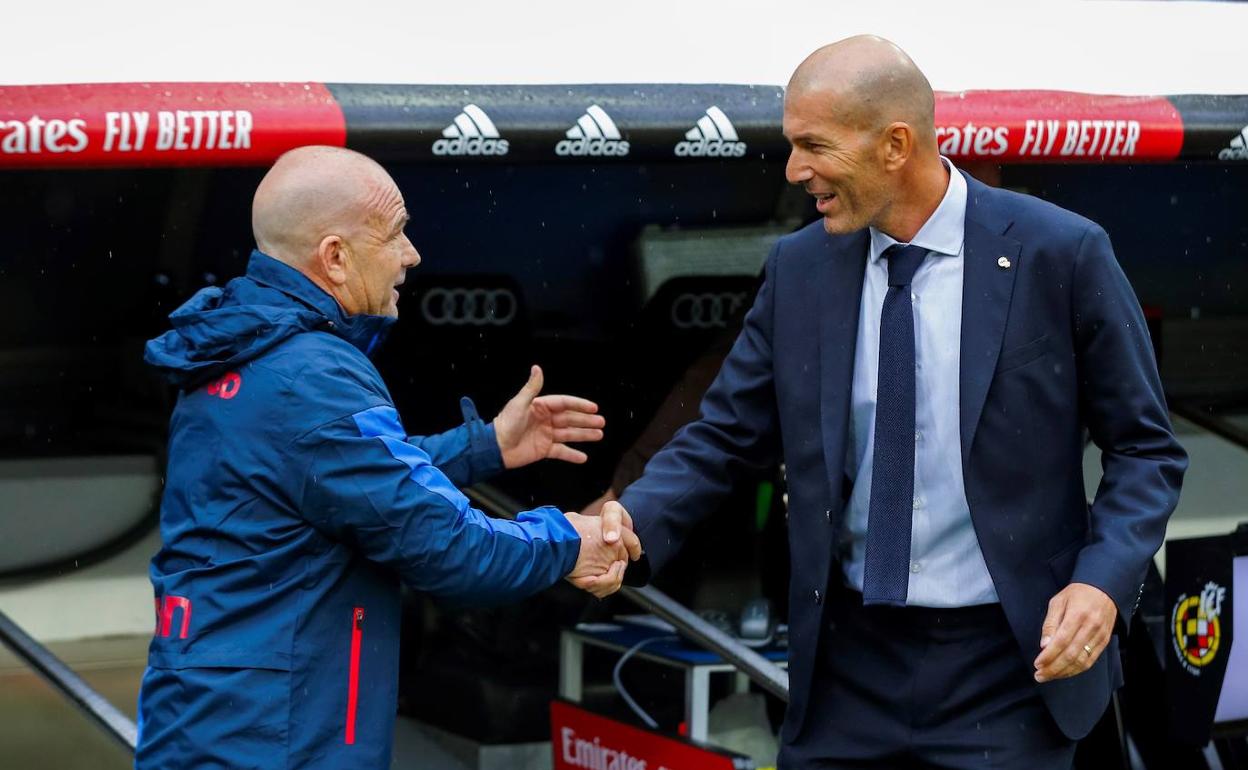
[959,180,1021,467]
[818,231,869,500]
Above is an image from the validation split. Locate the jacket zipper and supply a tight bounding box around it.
[345,607,364,745]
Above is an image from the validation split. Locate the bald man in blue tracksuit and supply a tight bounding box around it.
[136,146,637,769]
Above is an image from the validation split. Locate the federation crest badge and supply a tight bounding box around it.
[1171,581,1226,676]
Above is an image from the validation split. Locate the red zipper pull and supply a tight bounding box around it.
[346,606,366,746]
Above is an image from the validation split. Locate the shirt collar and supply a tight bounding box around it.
[868,156,967,262]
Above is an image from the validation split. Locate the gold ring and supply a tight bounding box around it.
[1082,644,1093,656]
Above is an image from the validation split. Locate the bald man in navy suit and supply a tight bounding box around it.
[589,36,1187,768]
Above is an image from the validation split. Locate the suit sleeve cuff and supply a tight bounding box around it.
[622,553,653,587]
[617,489,666,586]
[1071,557,1140,636]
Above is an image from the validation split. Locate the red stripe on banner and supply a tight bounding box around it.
[934,91,1184,162]
[551,701,739,770]
[0,82,345,168]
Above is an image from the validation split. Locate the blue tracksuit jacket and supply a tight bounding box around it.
[135,251,580,769]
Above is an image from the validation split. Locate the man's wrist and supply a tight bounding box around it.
[462,399,503,478]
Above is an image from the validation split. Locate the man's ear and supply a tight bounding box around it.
[317,235,349,286]
[881,121,914,172]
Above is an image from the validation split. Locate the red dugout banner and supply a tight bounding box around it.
[0,83,345,168]
[551,701,744,770]
[1,83,1230,167]
[934,90,1184,162]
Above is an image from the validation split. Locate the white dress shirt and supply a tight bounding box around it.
[840,158,999,607]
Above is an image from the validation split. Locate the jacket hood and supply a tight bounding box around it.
[144,250,396,388]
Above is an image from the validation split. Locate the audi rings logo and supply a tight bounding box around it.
[420,287,518,326]
[670,292,747,329]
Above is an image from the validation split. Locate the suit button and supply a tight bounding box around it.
[814,589,822,605]
[825,509,833,523]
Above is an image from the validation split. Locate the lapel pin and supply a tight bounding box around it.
[997,256,1012,269]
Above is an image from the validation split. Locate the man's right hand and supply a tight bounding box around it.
[564,504,642,598]
[596,500,638,554]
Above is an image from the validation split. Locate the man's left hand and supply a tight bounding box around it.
[1033,582,1117,683]
[494,365,605,468]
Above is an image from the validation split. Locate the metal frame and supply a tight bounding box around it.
[559,627,785,743]
[0,608,138,752]
[466,484,791,704]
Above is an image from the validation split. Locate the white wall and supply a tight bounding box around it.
[3,1,1246,94]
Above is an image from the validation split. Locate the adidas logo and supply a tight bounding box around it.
[432,104,509,157]
[555,104,630,157]
[1218,125,1248,161]
[674,106,747,158]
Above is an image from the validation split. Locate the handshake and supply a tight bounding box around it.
[489,365,642,598]
[563,501,642,598]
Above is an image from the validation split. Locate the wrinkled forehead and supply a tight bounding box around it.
[361,171,407,223]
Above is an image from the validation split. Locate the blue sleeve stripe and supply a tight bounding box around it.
[352,406,470,513]
[350,405,577,545]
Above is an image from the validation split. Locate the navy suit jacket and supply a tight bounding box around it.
[619,172,1187,742]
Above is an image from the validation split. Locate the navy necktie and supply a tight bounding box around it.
[862,243,928,607]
